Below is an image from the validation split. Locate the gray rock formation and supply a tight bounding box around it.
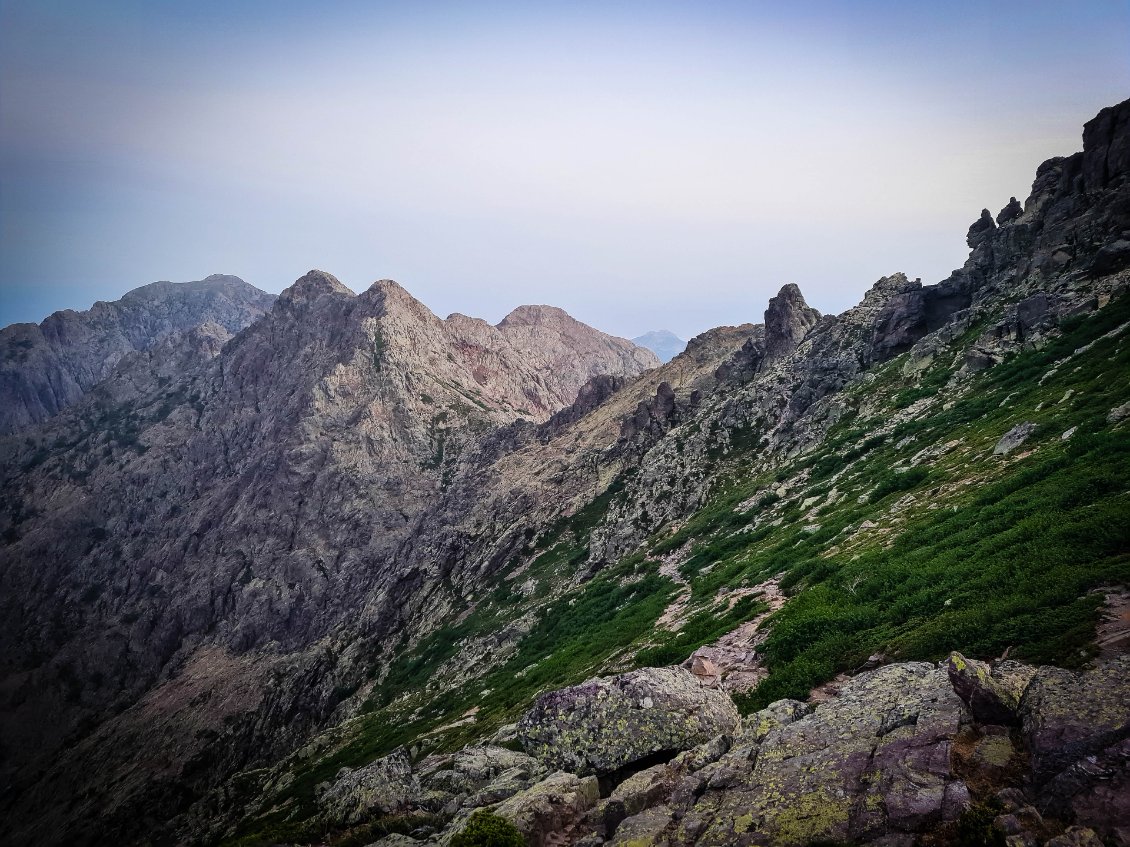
[257,655,1130,847]
[947,651,1035,725]
[517,667,740,775]
[762,283,820,365]
[0,274,275,433]
[317,748,420,826]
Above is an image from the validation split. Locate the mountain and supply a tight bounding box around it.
[632,329,686,362]
[0,99,1128,847]
[0,275,276,434]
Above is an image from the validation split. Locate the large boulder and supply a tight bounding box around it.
[947,652,1035,724]
[993,421,1038,455]
[685,662,970,846]
[1020,656,1130,841]
[517,667,741,775]
[1020,655,1130,783]
[422,745,547,811]
[492,771,600,847]
[316,748,421,827]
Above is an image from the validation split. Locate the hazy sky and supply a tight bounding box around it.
[2,1,1128,340]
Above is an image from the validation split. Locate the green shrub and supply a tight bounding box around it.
[450,809,525,847]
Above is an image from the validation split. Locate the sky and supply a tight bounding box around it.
[1,1,1128,341]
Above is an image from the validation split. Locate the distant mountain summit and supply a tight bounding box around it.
[0,274,275,433]
[632,329,686,362]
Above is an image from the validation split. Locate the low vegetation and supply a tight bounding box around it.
[229,291,1130,844]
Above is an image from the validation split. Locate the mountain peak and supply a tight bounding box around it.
[763,283,820,363]
[496,304,576,329]
[278,270,354,307]
[632,330,686,363]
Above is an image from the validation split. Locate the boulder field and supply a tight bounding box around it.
[317,656,1130,846]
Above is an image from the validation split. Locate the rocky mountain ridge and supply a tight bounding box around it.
[0,275,657,846]
[0,98,1128,847]
[0,274,277,434]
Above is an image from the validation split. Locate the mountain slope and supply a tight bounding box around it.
[0,98,1128,846]
[0,274,277,434]
[0,275,657,846]
[203,98,1130,847]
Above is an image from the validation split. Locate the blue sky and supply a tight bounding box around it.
[2,1,1128,339]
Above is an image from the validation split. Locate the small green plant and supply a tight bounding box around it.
[449,809,524,847]
[955,800,1005,846]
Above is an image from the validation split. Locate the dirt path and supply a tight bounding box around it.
[683,577,787,693]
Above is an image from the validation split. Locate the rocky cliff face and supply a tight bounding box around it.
[0,99,1128,847]
[0,274,276,434]
[0,274,656,846]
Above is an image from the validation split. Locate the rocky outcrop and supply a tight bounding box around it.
[762,283,820,365]
[517,667,741,775]
[492,772,600,847]
[948,652,1035,724]
[1020,655,1130,786]
[317,748,420,826]
[292,656,1130,847]
[684,662,970,846]
[0,274,275,434]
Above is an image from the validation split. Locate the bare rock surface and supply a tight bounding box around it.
[317,748,420,826]
[0,274,275,433]
[517,667,741,775]
[948,651,1036,724]
[686,662,969,846]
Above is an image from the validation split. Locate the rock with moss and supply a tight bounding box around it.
[317,748,421,827]
[517,667,741,775]
[1020,655,1130,783]
[491,771,600,847]
[947,652,1035,725]
[449,808,525,847]
[593,763,678,836]
[607,805,675,846]
[1020,656,1130,841]
[683,663,970,846]
[423,745,546,800]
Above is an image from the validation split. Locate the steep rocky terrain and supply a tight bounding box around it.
[0,99,1128,847]
[0,275,277,434]
[0,277,656,846]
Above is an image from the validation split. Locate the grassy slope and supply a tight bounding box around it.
[225,292,1130,846]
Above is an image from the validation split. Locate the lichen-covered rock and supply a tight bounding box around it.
[1045,826,1106,847]
[670,734,732,774]
[492,771,600,847]
[607,805,674,846]
[593,763,677,836]
[317,748,421,826]
[993,421,1038,455]
[1020,655,1130,784]
[684,662,969,846]
[737,698,811,744]
[947,652,1035,724]
[517,667,741,775]
[1021,656,1130,841]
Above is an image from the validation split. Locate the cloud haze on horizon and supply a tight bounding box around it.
[2,1,1128,340]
